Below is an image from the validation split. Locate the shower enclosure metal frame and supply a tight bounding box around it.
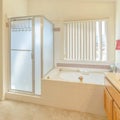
[9,15,54,95]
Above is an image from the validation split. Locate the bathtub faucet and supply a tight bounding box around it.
[78,76,83,82]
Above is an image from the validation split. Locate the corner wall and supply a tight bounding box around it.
[3,0,28,18]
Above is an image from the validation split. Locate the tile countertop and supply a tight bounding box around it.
[105,72,120,92]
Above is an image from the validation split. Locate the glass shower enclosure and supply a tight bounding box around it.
[9,16,54,95]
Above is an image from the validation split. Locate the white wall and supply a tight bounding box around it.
[28,0,115,21]
[116,0,120,39]
[3,0,28,18]
[0,0,28,100]
[115,0,120,68]
[28,0,115,64]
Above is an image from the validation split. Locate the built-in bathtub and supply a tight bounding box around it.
[42,67,109,116]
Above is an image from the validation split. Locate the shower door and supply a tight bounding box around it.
[9,16,53,95]
[10,18,34,93]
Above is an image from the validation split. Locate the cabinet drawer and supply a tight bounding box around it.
[105,78,120,107]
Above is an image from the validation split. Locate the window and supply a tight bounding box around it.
[64,19,108,62]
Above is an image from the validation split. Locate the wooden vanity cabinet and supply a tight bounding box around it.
[104,88,113,120]
[113,102,120,120]
[104,77,120,120]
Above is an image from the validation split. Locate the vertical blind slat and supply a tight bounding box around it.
[68,24,70,59]
[70,23,72,60]
[72,23,74,60]
[67,24,69,59]
[99,21,102,61]
[86,21,90,60]
[81,22,83,60]
[84,22,87,60]
[74,22,77,60]
[64,24,67,59]
[79,22,81,60]
[90,21,93,61]
[105,20,108,61]
[93,21,96,61]
[77,23,80,60]
[76,22,78,60]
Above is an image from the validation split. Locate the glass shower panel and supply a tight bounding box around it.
[11,20,32,50]
[43,18,54,76]
[10,19,33,92]
[11,51,32,92]
[34,17,41,95]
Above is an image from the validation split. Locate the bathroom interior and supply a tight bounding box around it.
[0,0,120,120]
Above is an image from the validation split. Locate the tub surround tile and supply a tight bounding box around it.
[0,100,107,120]
[57,63,110,70]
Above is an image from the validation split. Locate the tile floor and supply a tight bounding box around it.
[0,100,107,120]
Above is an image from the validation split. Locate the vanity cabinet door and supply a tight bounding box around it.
[104,88,113,120]
[113,102,120,120]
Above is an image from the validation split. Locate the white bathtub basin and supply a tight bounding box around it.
[44,67,106,85]
[42,67,108,116]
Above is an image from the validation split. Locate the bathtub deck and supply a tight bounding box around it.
[0,100,107,120]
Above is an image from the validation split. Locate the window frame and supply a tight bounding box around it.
[63,19,109,63]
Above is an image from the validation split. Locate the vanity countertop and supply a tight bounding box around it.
[105,72,120,92]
